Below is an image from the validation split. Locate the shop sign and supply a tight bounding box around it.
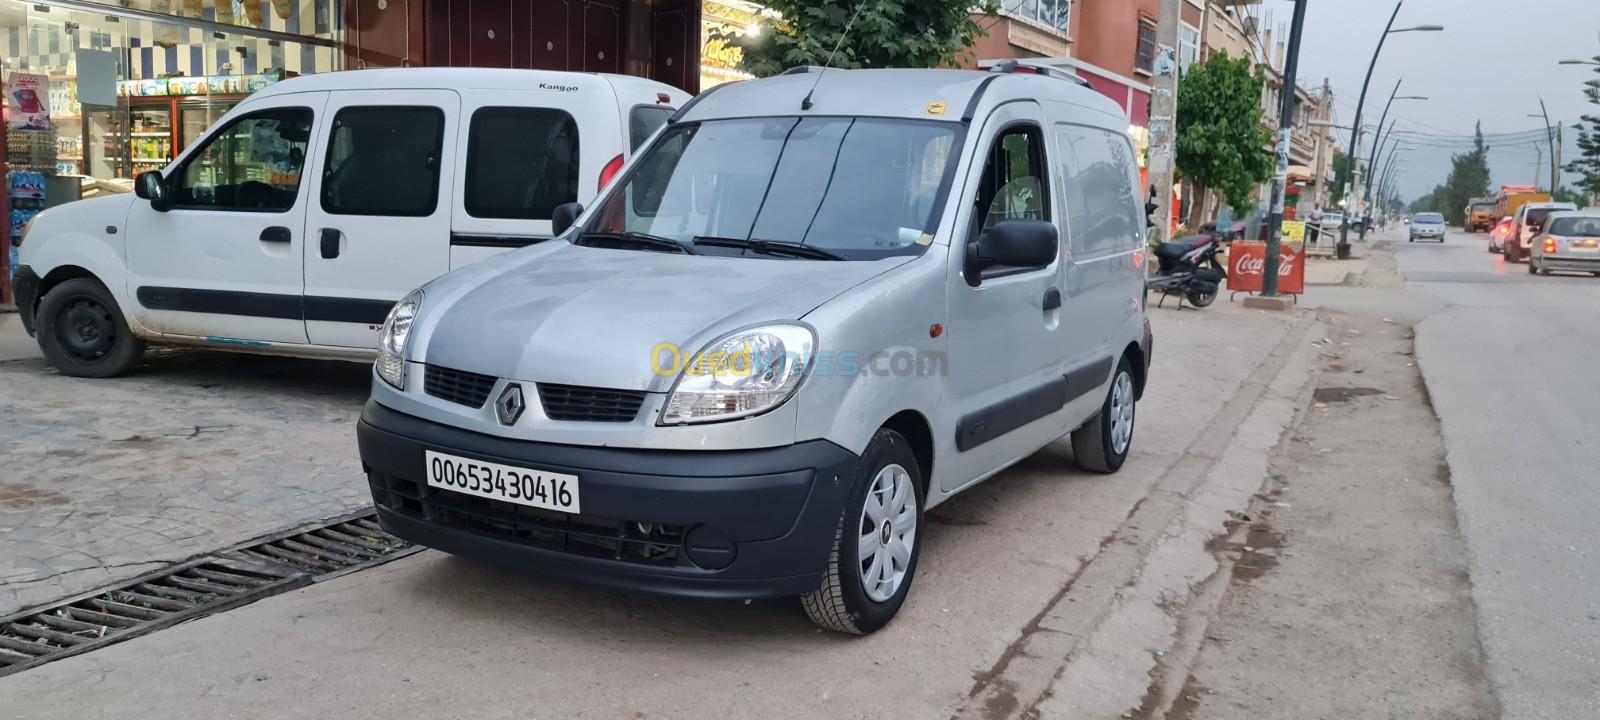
[1281,220,1305,244]
[117,72,284,98]
[7,73,52,131]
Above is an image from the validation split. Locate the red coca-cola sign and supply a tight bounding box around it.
[1228,241,1305,295]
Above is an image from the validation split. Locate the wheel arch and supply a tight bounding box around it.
[1122,340,1147,399]
[880,409,934,497]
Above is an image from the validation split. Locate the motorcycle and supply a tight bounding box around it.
[1146,231,1229,309]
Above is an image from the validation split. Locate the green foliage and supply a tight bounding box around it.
[724,0,1000,77]
[1329,151,1353,206]
[1553,185,1586,205]
[1409,184,1448,214]
[1175,52,1274,212]
[1563,51,1600,201]
[1430,122,1492,225]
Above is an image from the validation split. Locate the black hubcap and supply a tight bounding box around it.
[56,297,116,361]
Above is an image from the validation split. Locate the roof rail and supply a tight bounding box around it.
[988,60,1091,88]
[781,65,822,76]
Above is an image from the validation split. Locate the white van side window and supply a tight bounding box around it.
[175,108,312,213]
[322,106,445,217]
[465,107,580,220]
[1056,126,1142,257]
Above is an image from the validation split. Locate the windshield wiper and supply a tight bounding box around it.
[578,231,695,254]
[692,236,844,261]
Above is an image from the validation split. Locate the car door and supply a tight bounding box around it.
[1052,123,1143,423]
[941,101,1066,492]
[301,90,459,348]
[124,92,327,344]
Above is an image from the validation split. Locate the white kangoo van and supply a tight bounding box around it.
[13,68,689,377]
[357,63,1154,634]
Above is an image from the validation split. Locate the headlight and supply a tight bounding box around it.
[376,289,423,390]
[660,324,815,425]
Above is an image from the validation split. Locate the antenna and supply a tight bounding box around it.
[801,0,867,111]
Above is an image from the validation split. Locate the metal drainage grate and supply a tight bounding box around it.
[0,510,418,678]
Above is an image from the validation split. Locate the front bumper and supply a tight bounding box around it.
[357,401,861,599]
[13,265,39,336]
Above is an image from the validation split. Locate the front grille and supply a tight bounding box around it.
[424,365,498,408]
[369,472,683,566]
[537,383,647,422]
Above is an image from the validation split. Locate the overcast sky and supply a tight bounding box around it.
[1259,0,1599,203]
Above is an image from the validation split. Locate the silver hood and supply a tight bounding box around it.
[415,242,913,391]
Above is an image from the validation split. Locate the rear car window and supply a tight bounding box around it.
[322,106,445,217]
[629,106,672,152]
[465,107,580,220]
[1548,216,1600,237]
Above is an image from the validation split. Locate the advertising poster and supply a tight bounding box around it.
[8,73,52,131]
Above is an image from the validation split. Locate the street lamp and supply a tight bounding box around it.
[1338,0,1444,258]
[1360,85,1427,241]
[1527,103,1556,191]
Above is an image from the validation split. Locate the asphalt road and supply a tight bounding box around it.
[1371,227,1599,720]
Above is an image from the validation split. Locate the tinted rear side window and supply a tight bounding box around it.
[629,106,672,152]
[322,106,445,216]
[465,107,580,220]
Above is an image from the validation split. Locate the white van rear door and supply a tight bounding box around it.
[300,89,460,349]
[447,84,622,268]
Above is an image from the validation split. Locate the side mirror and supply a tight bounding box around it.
[551,202,584,237]
[966,219,1058,286]
[134,171,171,212]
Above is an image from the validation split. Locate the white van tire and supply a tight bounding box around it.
[801,429,924,635]
[1072,357,1136,474]
[36,278,145,378]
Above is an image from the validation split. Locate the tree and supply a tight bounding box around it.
[1329,151,1354,207]
[1175,52,1274,225]
[1429,122,1491,225]
[725,0,1000,78]
[1562,49,1600,203]
[1410,184,1448,214]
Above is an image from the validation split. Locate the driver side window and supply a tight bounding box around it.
[176,108,312,212]
[974,124,1049,234]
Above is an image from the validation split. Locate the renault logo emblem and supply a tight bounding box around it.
[495,384,526,426]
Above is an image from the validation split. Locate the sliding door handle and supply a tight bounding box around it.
[1043,287,1062,311]
[320,228,342,259]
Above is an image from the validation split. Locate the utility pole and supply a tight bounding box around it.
[1258,0,1309,301]
[1146,0,1182,244]
[1555,121,1563,193]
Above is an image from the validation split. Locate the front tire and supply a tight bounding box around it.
[801,429,923,635]
[1072,356,1137,474]
[35,277,145,378]
[1185,289,1216,308]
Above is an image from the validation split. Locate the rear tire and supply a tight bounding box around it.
[801,429,923,635]
[1072,356,1137,474]
[1528,260,1538,275]
[35,277,145,378]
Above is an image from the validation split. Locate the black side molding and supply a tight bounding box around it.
[136,286,394,326]
[955,356,1114,452]
[450,233,545,249]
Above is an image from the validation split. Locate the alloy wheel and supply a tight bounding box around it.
[1110,371,1135,455]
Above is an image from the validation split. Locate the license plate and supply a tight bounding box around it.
[425,450,580,513]
[1574,240,1598,249]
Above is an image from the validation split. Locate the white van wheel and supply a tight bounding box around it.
[36,278,145,378]
[1072,357,1136,474]
[801,429,923,635]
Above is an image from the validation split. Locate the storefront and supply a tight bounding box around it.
[2,0,339,301]
[699,0,760,91]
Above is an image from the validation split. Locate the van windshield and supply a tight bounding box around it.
[583,117,961,260]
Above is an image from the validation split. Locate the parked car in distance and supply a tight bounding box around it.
[1489,216,1513,253]
[1504,201,1578,263]
[1528,211,1600,276]
[12,68,690,378]
[356,63,1154,635]
[1410,212,1446,242]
